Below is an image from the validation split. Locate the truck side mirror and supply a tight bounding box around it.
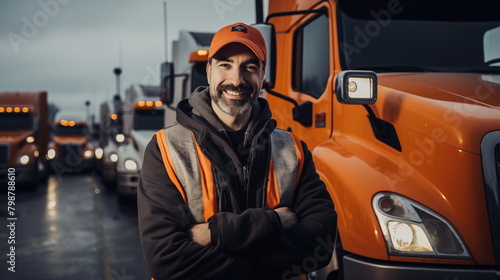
[160,62,175,105]
[336,70,377,105]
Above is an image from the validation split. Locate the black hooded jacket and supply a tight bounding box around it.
[138,87,337,280]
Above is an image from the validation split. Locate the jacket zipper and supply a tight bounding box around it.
[243,165,249,181]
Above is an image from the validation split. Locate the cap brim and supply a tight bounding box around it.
[210,37,266,62]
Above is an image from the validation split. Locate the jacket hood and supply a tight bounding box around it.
[176,86,275,143]
[377,73,500,153]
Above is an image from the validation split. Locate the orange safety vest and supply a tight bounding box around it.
[154,124,305,222]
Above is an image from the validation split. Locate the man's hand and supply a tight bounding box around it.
[274,207,297,229]
[188,223,211,246]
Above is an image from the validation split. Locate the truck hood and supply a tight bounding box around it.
[0,131,32,144]
[377,73,500,154]
[130,130,157,162]
[53,135,88,145]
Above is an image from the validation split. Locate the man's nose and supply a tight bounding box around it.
[227,68,245,87]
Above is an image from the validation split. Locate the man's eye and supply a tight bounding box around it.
[246,65,258,72]
[219,63,230,69]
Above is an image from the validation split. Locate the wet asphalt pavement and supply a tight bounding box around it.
[0,172,150,280]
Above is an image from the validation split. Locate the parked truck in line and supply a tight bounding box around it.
[0,91,48,190]
[160,30,214,124]
[47,111,94,175]
[95,95,125,187]
[254,0,500,279]
[115,84,164,200]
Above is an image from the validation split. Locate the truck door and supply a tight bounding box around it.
[269,4,334,148]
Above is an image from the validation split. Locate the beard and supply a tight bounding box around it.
[212,83,257,117]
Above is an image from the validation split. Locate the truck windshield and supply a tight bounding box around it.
[191,62,209,93]
[134,109,164,130]
[337,0,500,73]
[53,124,87,136]
[0,113,33,131]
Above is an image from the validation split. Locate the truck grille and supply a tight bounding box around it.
[59,143,82,166]
[481,131,500,265]
[0,144,8,165]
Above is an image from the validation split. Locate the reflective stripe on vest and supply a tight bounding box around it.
[154,124,304,223]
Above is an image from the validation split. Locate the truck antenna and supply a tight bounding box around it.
[163,1,168,61]
[255,0,264,23]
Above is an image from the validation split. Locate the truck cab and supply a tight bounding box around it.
[257,0,500,278]
[47,112,94,175]
[95,96,125,187]
[0,91,48,189]
[160,30,213,123]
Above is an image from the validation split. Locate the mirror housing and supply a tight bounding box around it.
[292,101,313,127]
[336,70,377,105]
[160,62,175,105]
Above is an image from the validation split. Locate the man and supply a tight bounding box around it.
[138,22,337,280]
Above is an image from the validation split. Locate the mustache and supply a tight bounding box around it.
[217,84,254,95]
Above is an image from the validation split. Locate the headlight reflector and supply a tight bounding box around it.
[83,150,93,159]
[18,154,30,165]
[373,192,469,258]
[95,148,104,159]
[115,134,125,143]
[124,159,138,171]
[109,153,118,163]
[47,148,56,160]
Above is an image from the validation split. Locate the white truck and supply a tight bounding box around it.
[95,96,124,186]
[115,84,164,200]
[160,30,214,124]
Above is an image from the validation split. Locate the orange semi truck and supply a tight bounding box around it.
[255,0,500,279]
[0,91,48,189]
[46,112,94,174]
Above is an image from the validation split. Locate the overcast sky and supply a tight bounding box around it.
[0,0,262,118]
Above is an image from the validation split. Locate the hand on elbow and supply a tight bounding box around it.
[188,223,211,246]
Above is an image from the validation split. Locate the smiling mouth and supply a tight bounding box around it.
[224,90,244,96]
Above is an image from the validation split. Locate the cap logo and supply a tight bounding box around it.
[231,25,247,33]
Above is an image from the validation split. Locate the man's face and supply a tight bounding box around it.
[206,43,265,117]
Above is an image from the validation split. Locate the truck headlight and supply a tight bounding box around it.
[17,154,30,165]
[115,134,125,143]
[109,153,118,163]
[373,192,470,258]
[26,136,35,143]
[46,148,56,160]
[124,159,138,171]
[95,148,104,159]
[83,149,93,159]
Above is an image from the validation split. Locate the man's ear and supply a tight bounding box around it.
[206,61,211,83]
[260,65,266,86]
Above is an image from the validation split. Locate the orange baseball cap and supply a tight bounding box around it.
[209,22,266,62]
